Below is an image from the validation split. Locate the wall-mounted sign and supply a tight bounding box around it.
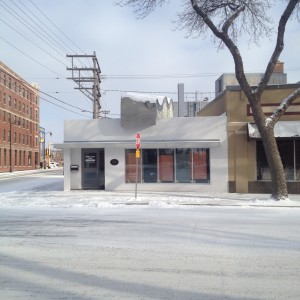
[110,159,119,166]
[84,153,97,168]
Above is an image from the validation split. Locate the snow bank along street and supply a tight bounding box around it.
[0,170,300,299]
[0,169,300,208]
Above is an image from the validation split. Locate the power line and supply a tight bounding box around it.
[15,0,71,55]
[40,96,90,117]
[40,90,93,113]
[27,0,86,55]
[103,89,214,95]
[0,17,66,66]
[101,73,219,80]
[0,35,63,76]
[0,1,67,62]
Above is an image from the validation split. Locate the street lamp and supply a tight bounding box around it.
[9,118,20,173]
[43,131,52,169]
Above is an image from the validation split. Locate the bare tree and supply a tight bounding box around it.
[117,0,300,200]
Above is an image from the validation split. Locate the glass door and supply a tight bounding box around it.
[82,149,105,189]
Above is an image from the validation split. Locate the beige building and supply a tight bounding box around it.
[198,83,300,194]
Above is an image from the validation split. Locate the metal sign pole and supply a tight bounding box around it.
[135,154,138,199]
[135,132,141,199]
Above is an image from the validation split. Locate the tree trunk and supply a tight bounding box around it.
[250,100,288,200]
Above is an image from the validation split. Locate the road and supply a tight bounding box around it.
[0,171,300,299]
[0,169,63,193]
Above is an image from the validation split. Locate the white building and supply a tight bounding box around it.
[55,96,228,193]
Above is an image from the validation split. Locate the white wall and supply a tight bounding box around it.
[59,116,228,193]
[70,148,82,189]
[105,148,126,190]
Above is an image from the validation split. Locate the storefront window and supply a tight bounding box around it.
[192,148,210,182]
[125,148,210,184]
[125,149,141,183]
[296,141,300,180]
[142,149,157,183]
[257,140,297,181]
[176,148,191,183]
[159,149,174,183]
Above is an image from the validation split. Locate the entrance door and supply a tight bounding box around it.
[82,149,105,189]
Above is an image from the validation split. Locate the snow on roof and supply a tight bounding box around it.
[124,93,173,105]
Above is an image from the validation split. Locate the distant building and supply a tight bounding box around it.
[0,61,40,172]
[215,61,287,97]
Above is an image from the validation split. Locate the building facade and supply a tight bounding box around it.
[215,61,287,97]
[198,83,300,194]
[0,61,40,172]
[55,96,228,193]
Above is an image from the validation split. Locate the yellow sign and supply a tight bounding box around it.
[136,149,140,158]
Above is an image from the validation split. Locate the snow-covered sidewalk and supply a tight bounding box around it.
[0,169,300,208]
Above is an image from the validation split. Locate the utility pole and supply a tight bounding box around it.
[66,52,101,119]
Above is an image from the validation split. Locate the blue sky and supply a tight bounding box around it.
[0,0,299,143]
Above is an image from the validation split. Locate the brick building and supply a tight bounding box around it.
[0,61,40,172]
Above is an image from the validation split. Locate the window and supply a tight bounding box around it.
[3,93,6,104]
[176,148,191,183]
[19,150,22,166]
[125,149,141,183]
[8,78,11,89]
[257,140,299,181]
[4,149,7,166]
[3,129,6,141]
[8,96,11,107]
[125,148,210,184]
[142,149,157,183]
[14,132,16,143]
[14,99,17,110]
[192,148,210,182]
[28,151,32,166]
[14,150,17,166]
[3,111,6,122]
[159,149,174,182]
[23,151,26,166]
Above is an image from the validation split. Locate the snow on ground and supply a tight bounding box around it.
[1,170,300,299]
[0,169,299,208]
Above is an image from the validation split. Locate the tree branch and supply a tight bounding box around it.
[266,86,300,128]
[222,5,245,33]
[190,0,253,100]
[256,0,299,97]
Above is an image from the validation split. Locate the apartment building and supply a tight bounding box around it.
[0,61,40,172]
